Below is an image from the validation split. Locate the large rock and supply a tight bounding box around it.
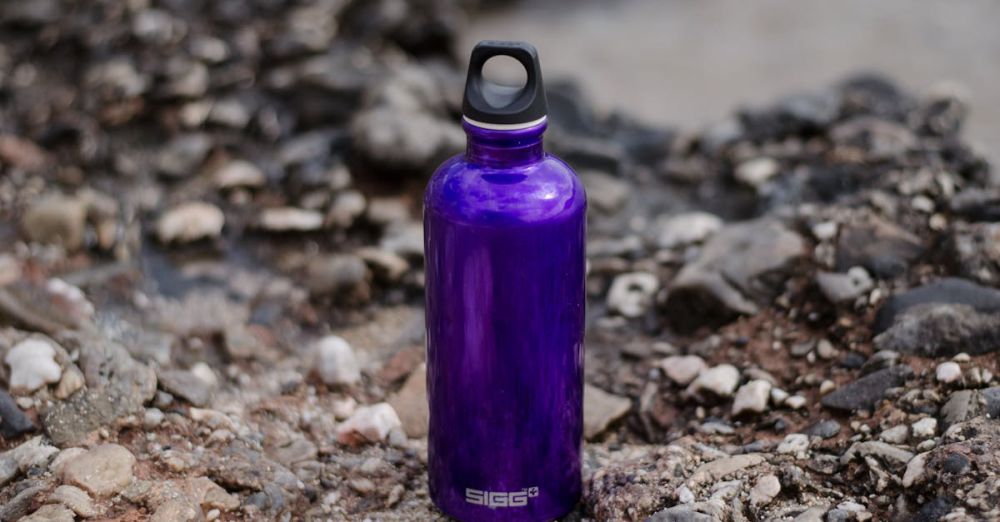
[948,223,1000,285]
[873,277,1000,333]
[665,219,804,329]
[874,303,1000,357]
[61,444,136,497]
[21,195,89,251]
[821,365,912,411]
[41,332,157,447]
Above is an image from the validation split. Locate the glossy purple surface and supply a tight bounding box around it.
[424,120,586,521]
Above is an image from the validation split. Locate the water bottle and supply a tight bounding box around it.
[423,41,587,521]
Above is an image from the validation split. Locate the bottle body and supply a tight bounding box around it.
[424,121,586,522]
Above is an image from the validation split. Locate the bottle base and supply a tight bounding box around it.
[430,489,578,522]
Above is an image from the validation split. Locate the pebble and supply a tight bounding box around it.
[21,195,89,251]
[902,452,928,488]
[802,419,841,439]
[335,403,402,445]
[48,484,98,518]
[61,444,136,497]
[156,133,212,177]
[20,504,76,522]
[257,207,324,231]
[606,272,659,318]
[816,267,873,304]
[911,417,937,438]
[213,159,265,189]
[143,408,165,429]
[777,433,810,455]
[821,366,912,411]
[4,338,63,393]
[936,361,962,383]
[328,190,367,228]
[732,379,772,416]
[660,355,707,386]
[0,389,36,438]
[770,387,790,405]
[879,425,909,444]
[313,335,361,385]
[156,202,225,243]
[734,157,780,187]
[583,384,632,439]
[158,368,216,407]
[687,364,740,398]
[1,437,59,487]
[652,211,723,249]
[749,474,781,507]
[305,254,370,297]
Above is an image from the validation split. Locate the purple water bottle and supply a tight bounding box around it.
[424,41,586,521]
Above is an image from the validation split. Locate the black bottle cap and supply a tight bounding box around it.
[462,41,547,127]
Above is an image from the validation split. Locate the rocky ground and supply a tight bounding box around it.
[1,1,1000,521]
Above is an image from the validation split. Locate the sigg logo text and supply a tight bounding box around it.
[465,487,540,508]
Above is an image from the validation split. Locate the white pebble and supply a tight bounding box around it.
[935,361,962,383]
[732,380,772,416]
[336,403,402,445]
[911,417,937,439]
[777,433,810,455]
[314,335,361,385]
[659,355,706,386]
[687,364,740,398]
[156,202,225,243]
[784,395,808,409]
[4,338,63,393]
[606,272,659,318]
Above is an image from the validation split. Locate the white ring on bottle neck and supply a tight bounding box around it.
[462,115,547,131]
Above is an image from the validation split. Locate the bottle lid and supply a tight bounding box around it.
[462,40,547,130]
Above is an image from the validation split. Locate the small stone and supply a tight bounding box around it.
[328,190,367,228]
[4,338,63,393]
[268,438,318,468]
[1,437,59,487]
[770,387,790,405]
[812,221,839,241]
[819,380,836,395]
[687,364,740,398]
[336,403,402,445]
[332,397,357,420]
[732,380,772,416]
[151,500,198,522]
[213,159,265,189]
[357,247,409,282]
[802,420,841,439]
[607,272,659,318]
[777,433,810,455]
[816,267,873,304]
[840,441,914,471]
[143,408,165,429]
[156,134,212,177]
[305,254,371,298]
[387,364,428,438]
[879,425,909,444]
[816,339,839,360]
[935,361,962,383]
[21,195,89,251]
[48,485,97,518]
[660,355,707,386]
[735,157,780,187]
[688,453,764,486]
[257,207,324,232]
[902,452,928,488]
[749,474,781,507]
[61,444,136,497]
[583,384,631,439]
[313,335,361,385]
[821,366,911,411]
[158,368,216,407]
[0,389,35,438]
[911,417,937,438]
[208,98,252,128]
[20,504,76,522]
[652,211,723,249]
[53,366,84,400]
[156,202,225,243]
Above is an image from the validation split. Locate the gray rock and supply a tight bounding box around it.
[48,485,98,518]
[0,437,58,487]
[0,389,35,438]
[816,267,873,304]
[802,420,841,439]
[328,190,367,229]
[687,364,740,398]
[821,366,912,411]
[840,441,914,472]
[156,202,225,243]
[873,277,1000,333]
[835,217,924,278]
[666,219,804,327]
[749,474,781,507]
[268,438,318,469]
[158,368,216,407]
[0,483,46,522]
[874,303,1000,357]
[583,384,631,440]
[61,444,136,497]
[950,187,1000,221]
[732,379,772,416]
[305,254,370,299]
[21,195,89,251]
[42,333,157,447]
[580,170,629,212]
[939,387,1000,427]
[651,211,723,249]
[19,504,76,522]
[659,355,707,386]
[351,107,462,171]
[948,222,1000,285]
[648,504,716,522]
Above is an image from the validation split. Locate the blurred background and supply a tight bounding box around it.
[465,0,1000,163]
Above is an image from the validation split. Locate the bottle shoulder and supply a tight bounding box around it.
[424,153,587,227]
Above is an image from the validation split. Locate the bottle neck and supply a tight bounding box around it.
[463,118,546,168]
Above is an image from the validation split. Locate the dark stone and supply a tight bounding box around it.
[802,419,841,439]
[840,351,866,369]
[948,223,1000,285]
[874,303,1000,357]
[0,389,35,439]
[821,366,912,412]
[950,188,1000,222]
[911,497,952,522]
[940,453,970,475]
[873,278,1000,333]
[939,387,1000,428]
[835,218,924,279]
[838,73,915,121]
